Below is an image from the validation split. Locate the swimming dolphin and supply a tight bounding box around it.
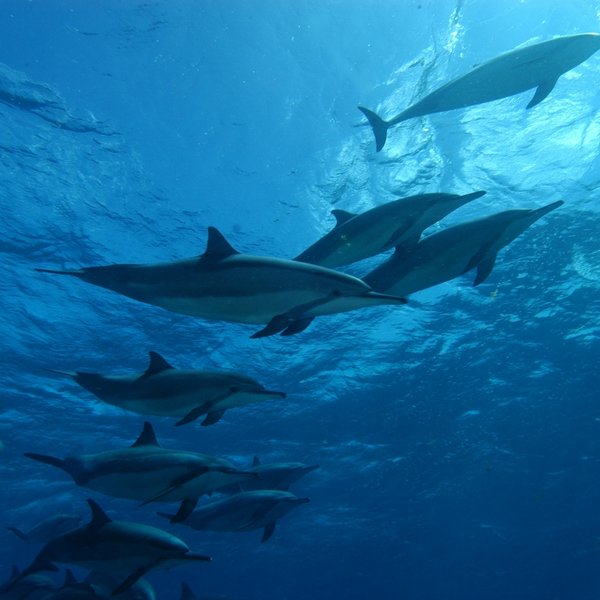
[36,226,407,337]
[24,422,256,504]
[8,499,211,596]
[294,191,486,267]
[359,33,600,151]
[36,570,110,600]
[6,513,82,544]
[50,351,286,427]
[159,490,309,543]
[217,456,319,494]
[0,565,55,600]
[363,200,563,296]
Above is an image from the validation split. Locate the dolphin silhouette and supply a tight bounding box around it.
[363,200,563,295]
[217,456,319,494]
[8,499,211,596]
[294,191,486,267]
[84,571,156,600]
[179,581,233,600]
[50,351,286,427]
[6,514,82,545]
[359,33,600,151]
[24,422,256,504]
[36,227,407,337]
[159,490,309,543]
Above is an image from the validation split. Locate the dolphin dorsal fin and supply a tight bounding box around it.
[143,351,175,378]
[131,422,161,448]
[180,582,197,600]
[202,227,239,260]
[252,456,261,467]
[86,499,112,530]
[331,209,356,228]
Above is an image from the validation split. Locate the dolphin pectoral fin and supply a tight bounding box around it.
[112,564,158,597]
[6,526,29,543]
[201,409,226,426]
[261,521,277,543]
[281,317,314,336]
[473,253,497,286]
[526,78,558,109]
[139,470,211,505]
[168,498,199,523]
[251,314,295,338]
[175,392,232,426]
[175,406,208,427]
[358,106,389,152]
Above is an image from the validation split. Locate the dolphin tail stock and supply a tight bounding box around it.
[358,106,390,152]
[5,526,29,543]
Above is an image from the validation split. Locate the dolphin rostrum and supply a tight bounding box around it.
[6,513,82,545]
[363,200,563,296]
[217,455,319,494]
[8,499,211,596]
[159,490,309,543]
[50,351,286,427]
[24,422,257,504]
[359,33,600,151]
[36,226,407,337]
[294,191,486,267]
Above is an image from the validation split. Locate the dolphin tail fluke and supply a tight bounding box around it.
[5,526,29,543]
[358,106,389,152]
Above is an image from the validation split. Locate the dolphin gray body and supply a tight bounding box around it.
[24,422,256,504]
[160,490,309,543]
[294,191,486,267]
[52,351,286,427]
[359,33,600,151]
[217,456,319,494]
[6,514,82,544]
[363,200,563,296]
[36,227,407,338]
[9,499,211,596]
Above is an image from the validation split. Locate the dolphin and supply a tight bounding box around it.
[217,456,319,494]
[50,351,286,427]
[36,226,407,337]
[294,190,486,267]
[363,200,563,296]
[24,422,257,504]
[8,499,211,596]
[359,33,600,151]
[0,565,56,600]
[6,514,82,544]
[35,570,110,600]
[159,490,309,543]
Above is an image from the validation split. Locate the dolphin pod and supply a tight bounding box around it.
[294,190,486,267]
[359,33,600,151]
[36,226,407,338]
[50,350,286,426]
[24,422,256,504]
[363,200,563,296]
[159,490,310,543]
[7,499,211,596]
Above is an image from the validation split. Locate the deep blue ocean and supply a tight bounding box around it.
[2,1,600,599]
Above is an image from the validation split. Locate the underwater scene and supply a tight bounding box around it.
[1,0,600,598]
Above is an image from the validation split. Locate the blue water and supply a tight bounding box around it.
[1,1,600,598]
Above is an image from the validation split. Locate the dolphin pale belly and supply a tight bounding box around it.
[24,422,256,504]
[360,33,600,151]
[51,350,286,427]
[8,499,210,596]
[294,190,486,267]
[159,490,309,543]
[37,226,407,337]
[364,200,563,296]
